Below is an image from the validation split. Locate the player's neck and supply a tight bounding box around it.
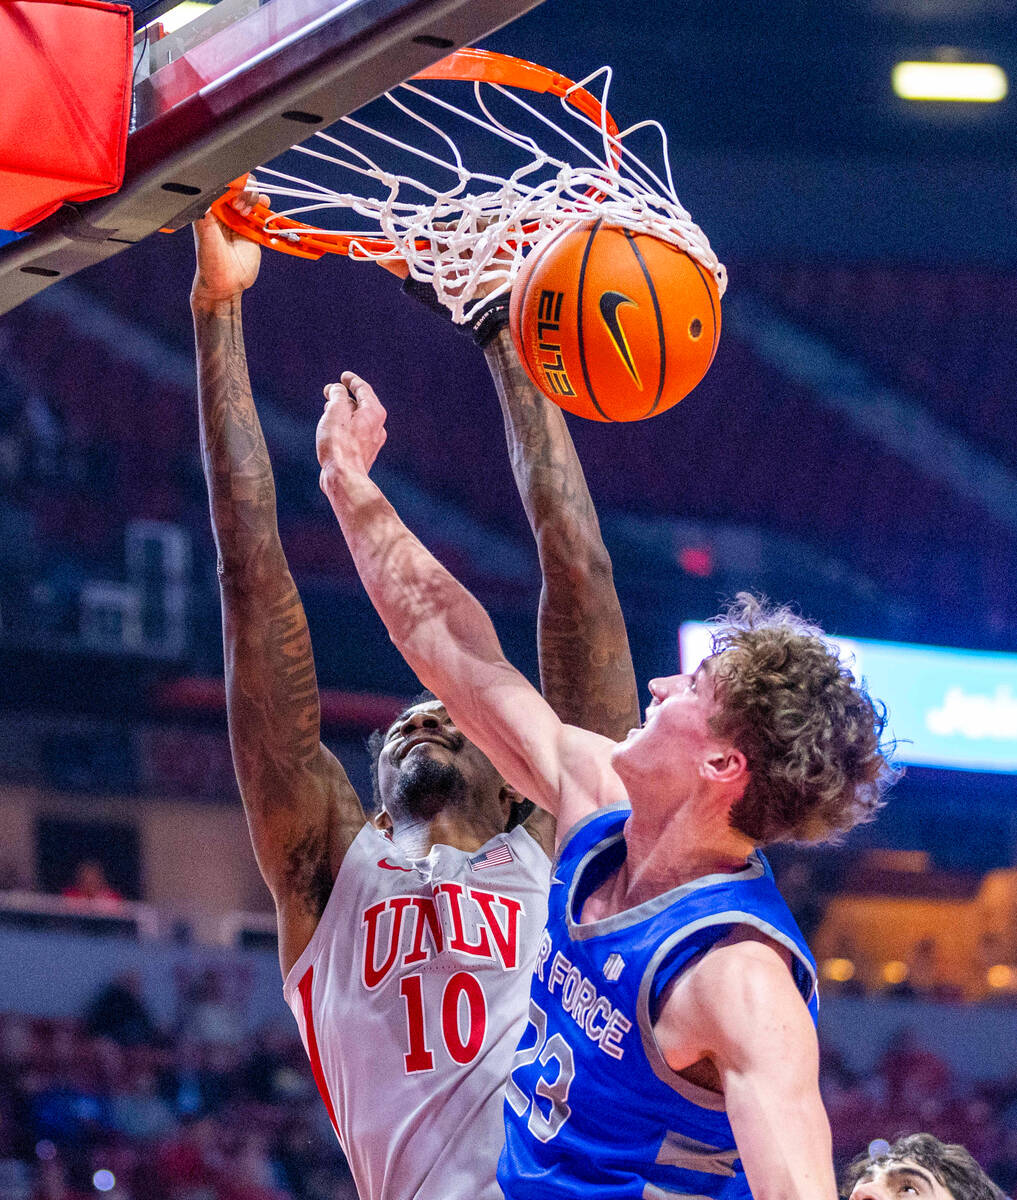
[388,809,506,859]
[615,804,754,908]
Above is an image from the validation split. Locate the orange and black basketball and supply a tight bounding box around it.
[509,220,721,422]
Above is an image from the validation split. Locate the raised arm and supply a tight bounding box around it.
[191,203,366,978]
[392,250,636,739]
[484,331,638,740]
[484,330,638,853]
[661,938,837,1199]
[316,372,627,835]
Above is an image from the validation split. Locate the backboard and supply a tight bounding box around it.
[0,0,545,316]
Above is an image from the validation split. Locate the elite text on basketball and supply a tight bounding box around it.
[536,290,577,398]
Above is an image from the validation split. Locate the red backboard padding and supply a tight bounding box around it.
[0,0,133,231]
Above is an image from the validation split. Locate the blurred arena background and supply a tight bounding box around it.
[2,0,1017,1194]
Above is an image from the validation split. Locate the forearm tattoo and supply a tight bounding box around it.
[193,303,356,917]
[485,332,639,741]
[194,303,280,578]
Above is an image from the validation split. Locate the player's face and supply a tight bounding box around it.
[610,657,729,793]
[848,1162,954,1200]
[376,700,507,823]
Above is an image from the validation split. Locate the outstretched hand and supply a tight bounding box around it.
[316,372,388,489]
[191,179,267,306]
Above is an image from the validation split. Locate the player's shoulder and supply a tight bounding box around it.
[518,807,555,859]
[675,931,798,1024]
[331,821,402,887]
[698,927,796,988]
[490,822,559,882]
[658,932,812,1070]
[554,799,629,858]
[550,726,629,855]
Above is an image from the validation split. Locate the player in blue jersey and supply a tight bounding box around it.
[315,371,896,1199]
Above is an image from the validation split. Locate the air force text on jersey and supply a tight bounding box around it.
[533,930,632,1059]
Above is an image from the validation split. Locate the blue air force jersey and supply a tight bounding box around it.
[498,804,818,1200]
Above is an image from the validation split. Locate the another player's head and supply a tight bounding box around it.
[611,593,895,846]
[841,1134,1007,1200]
[369,691,525,835]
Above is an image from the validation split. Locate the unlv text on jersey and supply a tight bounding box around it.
[362,882,526,989]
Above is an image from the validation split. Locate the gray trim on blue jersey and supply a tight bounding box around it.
[642,1186,714,1200]
[655,1131,738,1177]
[554,801,632,865]
[636,911,820,1112]
[565,837,765,942]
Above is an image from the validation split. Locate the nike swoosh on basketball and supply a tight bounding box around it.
[598,290,642,389]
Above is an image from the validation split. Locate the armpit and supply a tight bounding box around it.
[281,823,337,920]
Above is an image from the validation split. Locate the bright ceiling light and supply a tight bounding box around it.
[157,1,213,34]
[892,60,1009,102]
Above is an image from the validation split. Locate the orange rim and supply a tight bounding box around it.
[210,48,621,260]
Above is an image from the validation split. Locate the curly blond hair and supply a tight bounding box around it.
[707,593,896,845]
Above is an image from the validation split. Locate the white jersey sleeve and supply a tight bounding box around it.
[283,822,550,1200]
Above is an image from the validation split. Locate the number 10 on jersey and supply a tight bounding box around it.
[399,972,488,1072]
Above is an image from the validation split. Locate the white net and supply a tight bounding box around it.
[248,61,727,323]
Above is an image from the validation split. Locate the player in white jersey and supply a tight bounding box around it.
[316,372,896,1197]
[190,189,638,1200]
[284,788,551,1199]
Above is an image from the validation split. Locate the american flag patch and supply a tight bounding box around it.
[468,843,514,871]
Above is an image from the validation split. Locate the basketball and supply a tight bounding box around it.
[509,221,721,422]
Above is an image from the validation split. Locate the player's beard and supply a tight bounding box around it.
[392,755,469,821]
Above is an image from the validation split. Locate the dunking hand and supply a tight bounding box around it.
[191,179,267,306]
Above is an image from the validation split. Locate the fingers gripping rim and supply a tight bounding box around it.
[211,182,418,260]
[208,49,620,261]
[212,185,326,259]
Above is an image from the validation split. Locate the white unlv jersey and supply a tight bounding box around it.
[283,822,550,1200]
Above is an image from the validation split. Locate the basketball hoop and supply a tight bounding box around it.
[210,48,726,323]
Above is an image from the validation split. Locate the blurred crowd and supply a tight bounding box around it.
[3,965,1017,1198]
[823,1031,1017,1190]
[4,256,1017,662]
[818,932,1017,1006]
[0,972,354,1200]
[0,357,125,643]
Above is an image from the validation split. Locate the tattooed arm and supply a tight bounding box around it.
[484,330,638,854]
[191,201,366,978]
